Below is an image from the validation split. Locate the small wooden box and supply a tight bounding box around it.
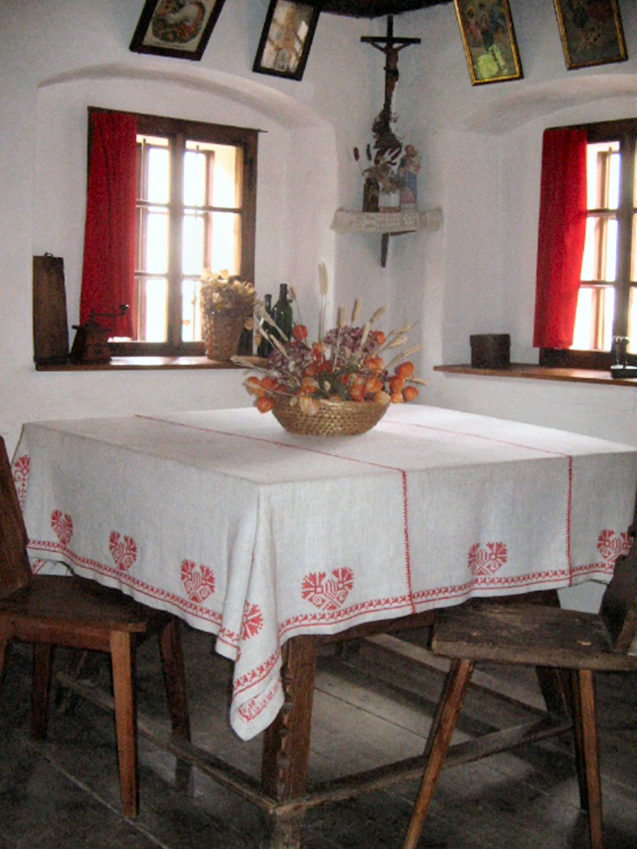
[470,334,510,369]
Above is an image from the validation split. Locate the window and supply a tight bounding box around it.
[89,109,257,357]
[540,118,637,370]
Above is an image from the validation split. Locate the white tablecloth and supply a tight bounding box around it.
[13,405,637,739]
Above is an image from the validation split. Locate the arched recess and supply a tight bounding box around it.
[33,62,338,325]
[456,74,637,136]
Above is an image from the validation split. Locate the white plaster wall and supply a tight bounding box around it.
[0,0,362,452]
[404,1,637,448]
[4,1,637,446]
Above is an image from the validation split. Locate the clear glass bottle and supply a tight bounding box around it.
[257,293,273,358]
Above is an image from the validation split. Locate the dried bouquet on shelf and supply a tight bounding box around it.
[200,269,255,319]
[233,265,424,434]
[199,269,255,361]
[354,144,403,195]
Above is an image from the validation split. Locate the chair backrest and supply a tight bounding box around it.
[600,489,637,654]
[0,436,32,598]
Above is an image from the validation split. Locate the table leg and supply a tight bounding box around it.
[260,636,318,849]
[527,590,571,719]
[535,666,571,717]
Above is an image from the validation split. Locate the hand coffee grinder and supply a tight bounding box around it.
[70,305,129,364]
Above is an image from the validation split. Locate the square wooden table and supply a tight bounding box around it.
[13,405,637,846]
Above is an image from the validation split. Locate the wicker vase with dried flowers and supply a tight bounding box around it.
[200,270,255,361]
[233,264,425,436]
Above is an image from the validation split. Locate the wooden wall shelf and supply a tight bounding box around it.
[331,207,442,266]
[434,363,637,388]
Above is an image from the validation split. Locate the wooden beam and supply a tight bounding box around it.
[55,669,570,818]
[364,633,549,713]
[55,671,273,811]
[272,715,571,816]
[322,0,449,17]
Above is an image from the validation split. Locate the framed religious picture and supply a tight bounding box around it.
[253,0,321,81]
[553,0,627,70]
[129,0,226,61]
[452,0,523,85]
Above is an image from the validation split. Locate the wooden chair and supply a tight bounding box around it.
[403,499,637,849]
[0,436,190,818]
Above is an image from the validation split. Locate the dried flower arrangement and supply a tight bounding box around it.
[200,269,255,319]
[353,144,403,194]
[199,269,255,361]
[233,264,425,420]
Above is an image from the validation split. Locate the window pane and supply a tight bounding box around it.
[607,145,620,209]
[146,146,169,204]
[145,210,168,273]
[211,145,238,208]
[138,277,168,342]
[186,140,238,208]
[632,215,637,281]
[182,278,201,343]
[586,141,619,210]
[572,285,614,351]
[605,218,618,281]
[581,215,617,281]
[210,212,241,275]
[581,218,598,280]
[601,285,615,350]
[184,149,206,208]
[182,212,204,275]
[629,288,637,354]
[572,287,595,349]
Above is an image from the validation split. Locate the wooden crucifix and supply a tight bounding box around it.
[361,15,421,152]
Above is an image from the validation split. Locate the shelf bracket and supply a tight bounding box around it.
[381,233,390,267]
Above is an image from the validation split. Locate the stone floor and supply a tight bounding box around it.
[0,626,635,849]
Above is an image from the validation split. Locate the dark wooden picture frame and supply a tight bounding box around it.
[453,0,522,85]
[129,0,226,61]
[253,0,321,81]
[553,0,627,70]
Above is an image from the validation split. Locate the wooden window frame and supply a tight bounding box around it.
[540,117,637,371]
[88,108,258,358]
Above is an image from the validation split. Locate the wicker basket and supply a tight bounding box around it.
[272,397,388,436]
[202,311,246,361]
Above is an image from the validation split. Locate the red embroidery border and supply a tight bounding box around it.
[27,539,221,627]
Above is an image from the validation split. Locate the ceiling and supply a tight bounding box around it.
[322,0,450,17]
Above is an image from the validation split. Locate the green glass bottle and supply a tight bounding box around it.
[257,294,273,358]
[237,321,253,356]
[272,283,293,342]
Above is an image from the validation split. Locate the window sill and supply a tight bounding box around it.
[434,363,637,387]
[35,356,264,372]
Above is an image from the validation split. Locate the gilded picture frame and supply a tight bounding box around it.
[453,0,523,85]
[553,0,627,70]
[129,0,226,61]
[253,0,321,82]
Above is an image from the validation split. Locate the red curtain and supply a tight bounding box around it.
[80,111,137,338]
[533,127,588,349]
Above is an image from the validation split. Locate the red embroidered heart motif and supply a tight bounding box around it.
[109,532,138,571]
[51,510,73,545]
[12,455,30,508]
[301,567,354,611]
[468,541,508,576]
[181,560,215,603]
[240,602,263,640]
[597,529,631,564]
